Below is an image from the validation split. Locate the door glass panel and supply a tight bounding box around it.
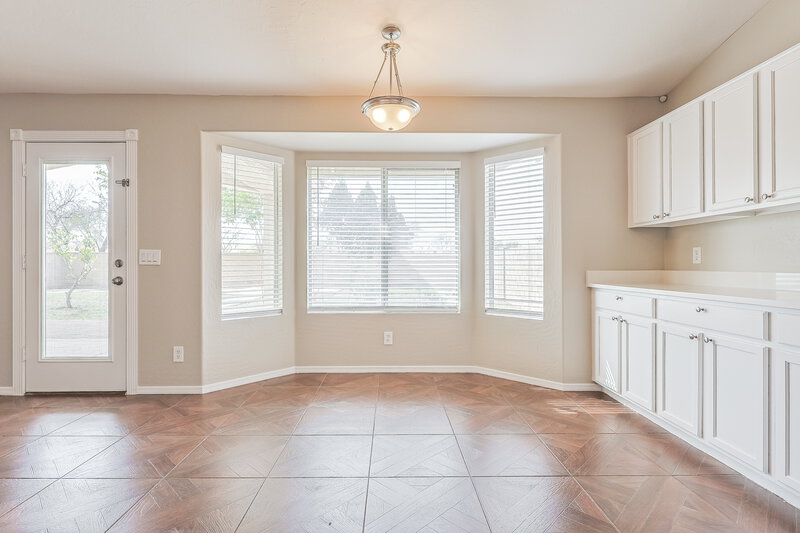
[42,162,110,359]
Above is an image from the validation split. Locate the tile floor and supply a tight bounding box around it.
[0,372,797,532]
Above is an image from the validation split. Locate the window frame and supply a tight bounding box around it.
[306,160,462,314]
[219,145,284,320]
[484,148,545,320]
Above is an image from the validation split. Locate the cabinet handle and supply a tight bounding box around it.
[615,296,623,301]
[744,196,754,203]
[652,214,661,220]
[663,212,670,217]
[703,337,714,344]
[695,307,706,313]
[761,193,774,200]
[689,334,698,340]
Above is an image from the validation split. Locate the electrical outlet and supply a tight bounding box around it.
[692,247,702,265]
[383,331,393,345]
[173,345,184,363]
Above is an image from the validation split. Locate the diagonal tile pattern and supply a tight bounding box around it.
[0,372,795,532]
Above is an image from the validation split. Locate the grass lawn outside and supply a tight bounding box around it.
[46,289,108,320]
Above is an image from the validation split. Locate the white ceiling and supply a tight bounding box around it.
[1,0,769,97]
[221,132,548,153]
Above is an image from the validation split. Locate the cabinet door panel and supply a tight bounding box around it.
[664,101,703,218]
[629,122,663,225]
[595,311,621,393]
[774,350,800,491]
[705,74,758,211]
[623,317,656,411]
[704,335,767,471]
[659,325,703,436]
[760,48,800,202]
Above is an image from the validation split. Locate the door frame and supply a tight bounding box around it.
[10,129,139,395]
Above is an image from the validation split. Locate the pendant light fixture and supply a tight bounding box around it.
[361,25,421,131]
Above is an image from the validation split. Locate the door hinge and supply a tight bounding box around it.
[22,163,27,179]
[115,178,130,187]
[21,255,27,270]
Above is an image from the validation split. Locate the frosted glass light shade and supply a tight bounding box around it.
[361,96,421,131]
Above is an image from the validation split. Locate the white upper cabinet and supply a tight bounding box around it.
[628,121,663,226]
[663,101,704,218]
[759,46,800,204]
[627,42,800,226]
[704,73,759,212]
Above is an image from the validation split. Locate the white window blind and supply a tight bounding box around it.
[220,147,282,318]
[485,149,544,318]
[307,164,460,312]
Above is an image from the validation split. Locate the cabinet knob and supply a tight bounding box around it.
[703,337,714,344]
[612,316,619,321]
[663,212,670,217]
[744,196,754,203]
[695,307,706,313]
[652,214,661,220]
[615,296,623,301]
[689,334,698,340]
[761,193,774,200]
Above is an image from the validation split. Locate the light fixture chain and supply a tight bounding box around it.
[391,51,404,97]
[368,51,389,99]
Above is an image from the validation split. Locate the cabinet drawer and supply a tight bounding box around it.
[595,291,654,317]
[774,313,800,348]
[658,299,765,339]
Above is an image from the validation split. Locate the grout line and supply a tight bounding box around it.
[360,393,378,533]
[443,391,495,533]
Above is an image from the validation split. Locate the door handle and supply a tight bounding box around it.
[111,276,124,286]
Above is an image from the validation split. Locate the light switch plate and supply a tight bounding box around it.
[692,247,702,265]
[139,249,161,265]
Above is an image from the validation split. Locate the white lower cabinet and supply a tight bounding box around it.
[773,349,800,492]
[594,310,622,393]
[592,287,799,502]
[702,334,768,471]
[658,323,703,436]
[622,315,656,411]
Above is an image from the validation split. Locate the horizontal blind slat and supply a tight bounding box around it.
[308,165,460,311]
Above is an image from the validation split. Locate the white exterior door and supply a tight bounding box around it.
[25,143,128,392]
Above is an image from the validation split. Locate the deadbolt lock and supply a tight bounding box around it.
[114,259,124,268]
[111,276,124,286]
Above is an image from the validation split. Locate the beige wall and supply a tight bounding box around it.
[471,138,564,382]
[663,0,800,273]
[0,95,662,388]
[201,134,295,385]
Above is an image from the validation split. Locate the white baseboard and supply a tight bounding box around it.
[296,365,475,374]
[201,367,296,393]
[0,366,597,396]
[295,365,599,392]
[136,385,204,394]
[474,366,600,392]
[601,386,800,509]
[137,366,297,395]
